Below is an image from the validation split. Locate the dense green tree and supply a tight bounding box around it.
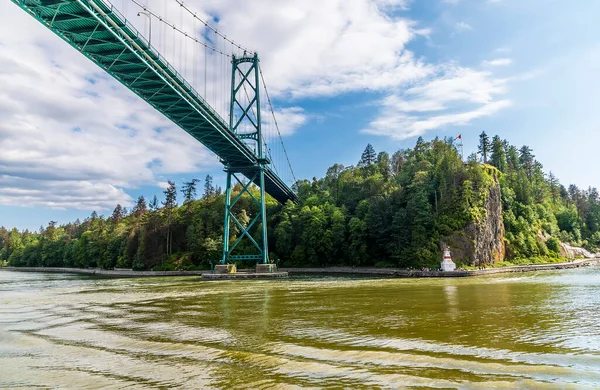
[519,145,535,179]
[133,196,147,219]
[162,181,177,256]
[548,172,560,203]
[203,175,215,199]
[358,144,376,167]
[149,195,159,211]
[5,134,600,271]
[478,131,491,163]
[490,135,507,172]
[111,204,125,224]
[182,179,199,204]
[376,151,391,180]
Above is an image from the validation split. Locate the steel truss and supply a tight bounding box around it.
[222,54,270,264]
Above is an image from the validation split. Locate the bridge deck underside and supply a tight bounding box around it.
[12,0,297,204]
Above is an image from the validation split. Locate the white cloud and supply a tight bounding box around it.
[269,107,308,137]
[155,182,171,190]
[483,58,513,67]
[363,67,512,140]
[373,0,411,10]
[0,177,131,210]
[455,21,473,32]
[0,0,517,211]
[0,0,434,210]
[170,0,435,98]
[0,5,218,209]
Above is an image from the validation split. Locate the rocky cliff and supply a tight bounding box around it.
[443,167,505,266]
[559,243,597,259]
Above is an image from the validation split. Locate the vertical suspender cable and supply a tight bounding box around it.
[213,30,216,110]
[204,25,207,98]
[171,3,175,66]
[222,38,225,118]
[193,17,197,88]
[184,8,188,81]
[162,0,166,58]
[259,66,297,184]
[179,2,183,74]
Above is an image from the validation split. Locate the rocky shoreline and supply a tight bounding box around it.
[281,258,600,277]
[1,258,598,278]
[0,267,205,277]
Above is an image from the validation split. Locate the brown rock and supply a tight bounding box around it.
[443,170,505,266]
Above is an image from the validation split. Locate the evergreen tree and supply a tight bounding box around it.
[182,179,199,204]
[203,175,215,199]
[149,195,159,211]
[111,204,124,224]
[181,179,199,223]
[376,151,391,179]
[478,131,491,163]
[548,172,559,203]
[519,145,535,179]
[132,196,147,219]
[416,136,425,148]
[358,144,376,167]
[163,181,177,209]
[507,145,519,171]
[7,135,600,271]
[490,135,507,172]
[162,181,177,256]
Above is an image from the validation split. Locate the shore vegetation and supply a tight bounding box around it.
[1,134,600,270]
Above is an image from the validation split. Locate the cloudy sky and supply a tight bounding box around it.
[1,0,600,230]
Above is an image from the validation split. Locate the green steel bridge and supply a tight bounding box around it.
[11,0,298,265]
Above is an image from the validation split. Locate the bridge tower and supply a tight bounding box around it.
[221,53,271,268]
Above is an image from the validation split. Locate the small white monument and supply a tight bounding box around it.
[441,248,456,272]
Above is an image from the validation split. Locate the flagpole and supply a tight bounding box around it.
[456,134,464,161]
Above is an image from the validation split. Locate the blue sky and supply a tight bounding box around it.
[1,0,600,231]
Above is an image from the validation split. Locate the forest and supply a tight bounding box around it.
[1,133,599,270]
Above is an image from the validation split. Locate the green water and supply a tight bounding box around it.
[1,268,600,388]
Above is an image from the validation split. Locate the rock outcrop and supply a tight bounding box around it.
[443,168,505,266]
[559,243,596,259]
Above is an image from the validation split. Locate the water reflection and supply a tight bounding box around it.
[1,267,599,388]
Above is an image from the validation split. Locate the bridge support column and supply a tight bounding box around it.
[221,53,272,269]
[221,167,269,265]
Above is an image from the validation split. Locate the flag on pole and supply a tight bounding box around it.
[456,134,464,160]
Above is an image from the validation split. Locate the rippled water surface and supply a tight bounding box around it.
[1,267,600,388]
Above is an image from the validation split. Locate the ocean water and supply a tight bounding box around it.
[1,267,600,388]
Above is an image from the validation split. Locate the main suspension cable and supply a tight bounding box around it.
[131,0,231,57]
[171,0,254,54]
[259,65,297,184]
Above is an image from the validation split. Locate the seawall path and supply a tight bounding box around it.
[281,258,600,277]
[1,258,598,278]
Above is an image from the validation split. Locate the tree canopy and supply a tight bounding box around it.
[2,135,599,271]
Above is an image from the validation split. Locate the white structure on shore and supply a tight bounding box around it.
[441,249,456,272]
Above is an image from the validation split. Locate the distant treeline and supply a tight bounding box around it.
[2,134,599,270]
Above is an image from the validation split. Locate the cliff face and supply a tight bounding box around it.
[559,243,596,259]
[443,169,505,266]
[466,176,505,265]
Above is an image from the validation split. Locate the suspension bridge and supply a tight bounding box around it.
[10,0,298,268]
